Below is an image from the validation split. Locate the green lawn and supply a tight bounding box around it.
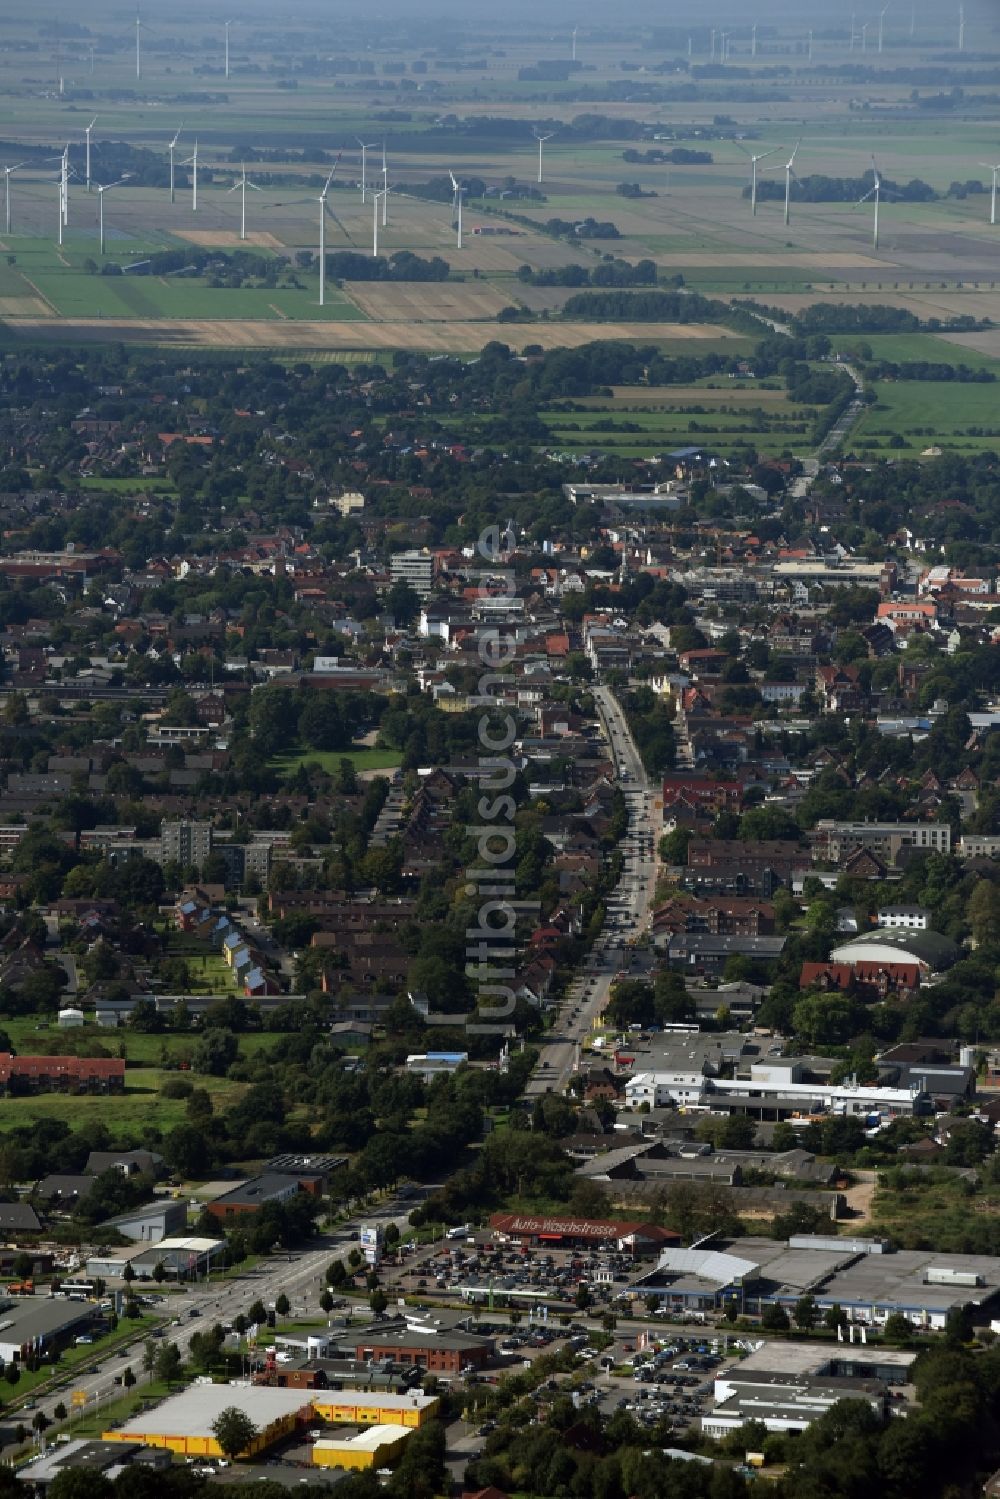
[273,745,402,777]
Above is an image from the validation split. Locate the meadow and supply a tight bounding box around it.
[853,380,1000,454]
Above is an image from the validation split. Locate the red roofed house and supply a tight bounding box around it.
[0,1054,124,1096]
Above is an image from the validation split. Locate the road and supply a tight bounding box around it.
[525,685,660,1098]
[20,1194,423,1441]
[817,361,865,457]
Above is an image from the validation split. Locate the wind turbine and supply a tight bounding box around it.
[97,175,131,255]
[372,188,386,257]
[858,156,883,251]
[751,22,758,57]
[381,143,388,227]
[861,21,870,52]
[981,161,1000,225]
[60,144,70,231]
[182,140,198,212]
[449,170,465,249]
[167,125,183,204]
[224,20,234,79]
[958,4,965,50]
[135,10,143,80]
[2,164,22,237]
[229,163,261,241]
[878,4,889,52]
[317,160,343,306]
[571,25,577,61]
[738,143,781,216]
[783,139,802,226]
[534,129,555,185]
[273,155,347,307]
[84,118,97,193]
[357,139,376,203]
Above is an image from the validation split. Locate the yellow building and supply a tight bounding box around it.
[102,1385,312,1459]
[313,1424,413,1472]
[311,1392,438,1430]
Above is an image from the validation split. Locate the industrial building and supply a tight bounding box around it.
[313,1424,413,1472]
[103,1385,313,1458]
[623,1064,931,1120]
[0,1297,97,1364]
[16,1439,171,1494]
[311,1392,438,1428]
[87,1236,225,1282]
[700,1340,917,1438]
[631,1236,1000,1330]
[98,1199,187,1244]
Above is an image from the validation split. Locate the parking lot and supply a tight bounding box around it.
[390,1238,642,1313]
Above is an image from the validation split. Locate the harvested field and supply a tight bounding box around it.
[576,383,791,407]
[0,296,51,316]
[935,330,1000,359]
[343,280,514,321]
[0,316,739,352]
[175,230,287,249]
[658,252,888,268]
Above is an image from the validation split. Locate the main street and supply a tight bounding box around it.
[18,1192,423,1439]
[525,685,660,1098]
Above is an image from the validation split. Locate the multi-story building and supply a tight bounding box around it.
[389,550,433,599]
[159,821,213,871]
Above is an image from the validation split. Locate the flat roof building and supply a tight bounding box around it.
[104,1384,313,1458]
[313,1424,413,1472]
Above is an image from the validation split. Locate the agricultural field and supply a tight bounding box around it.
[852,379,1000,455]
[0,4,995,362]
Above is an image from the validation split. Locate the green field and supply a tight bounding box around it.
[273,745,402,777]
[829,332,1000,370]
[854,379,1000,453]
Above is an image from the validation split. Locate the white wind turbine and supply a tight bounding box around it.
[449,170,465,249]
[878,3,889,52]
[181,140,198,212]
[224,20,234,79]
[273,155,348,307]
[84,118,97,193]
[60,144,70,232]
[783,139,802,225]
[357,139,376,203]
[167,124,183,204]
[571,25,578,61]
[229,163,261,241]
[372,188,386,257]
[981,161,1000,225]
[3,163,23,237]
[97,175,131,255]
[381,143,388,227]
[135,10,143,80]
[738,143,781,216]
[534,129,555,185]
[858,156,883,251]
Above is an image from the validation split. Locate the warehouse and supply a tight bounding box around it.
[0,1297,96,1364]
[312,1424,413,1472]
[312,1392,438,1428]
[102,1385,313,1458]
[632,1237,1000,1330]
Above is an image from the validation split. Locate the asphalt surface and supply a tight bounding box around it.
[525,685,660,1098]
[21,1193,423,1438]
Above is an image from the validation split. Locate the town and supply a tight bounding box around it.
[0,0,998,1495]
